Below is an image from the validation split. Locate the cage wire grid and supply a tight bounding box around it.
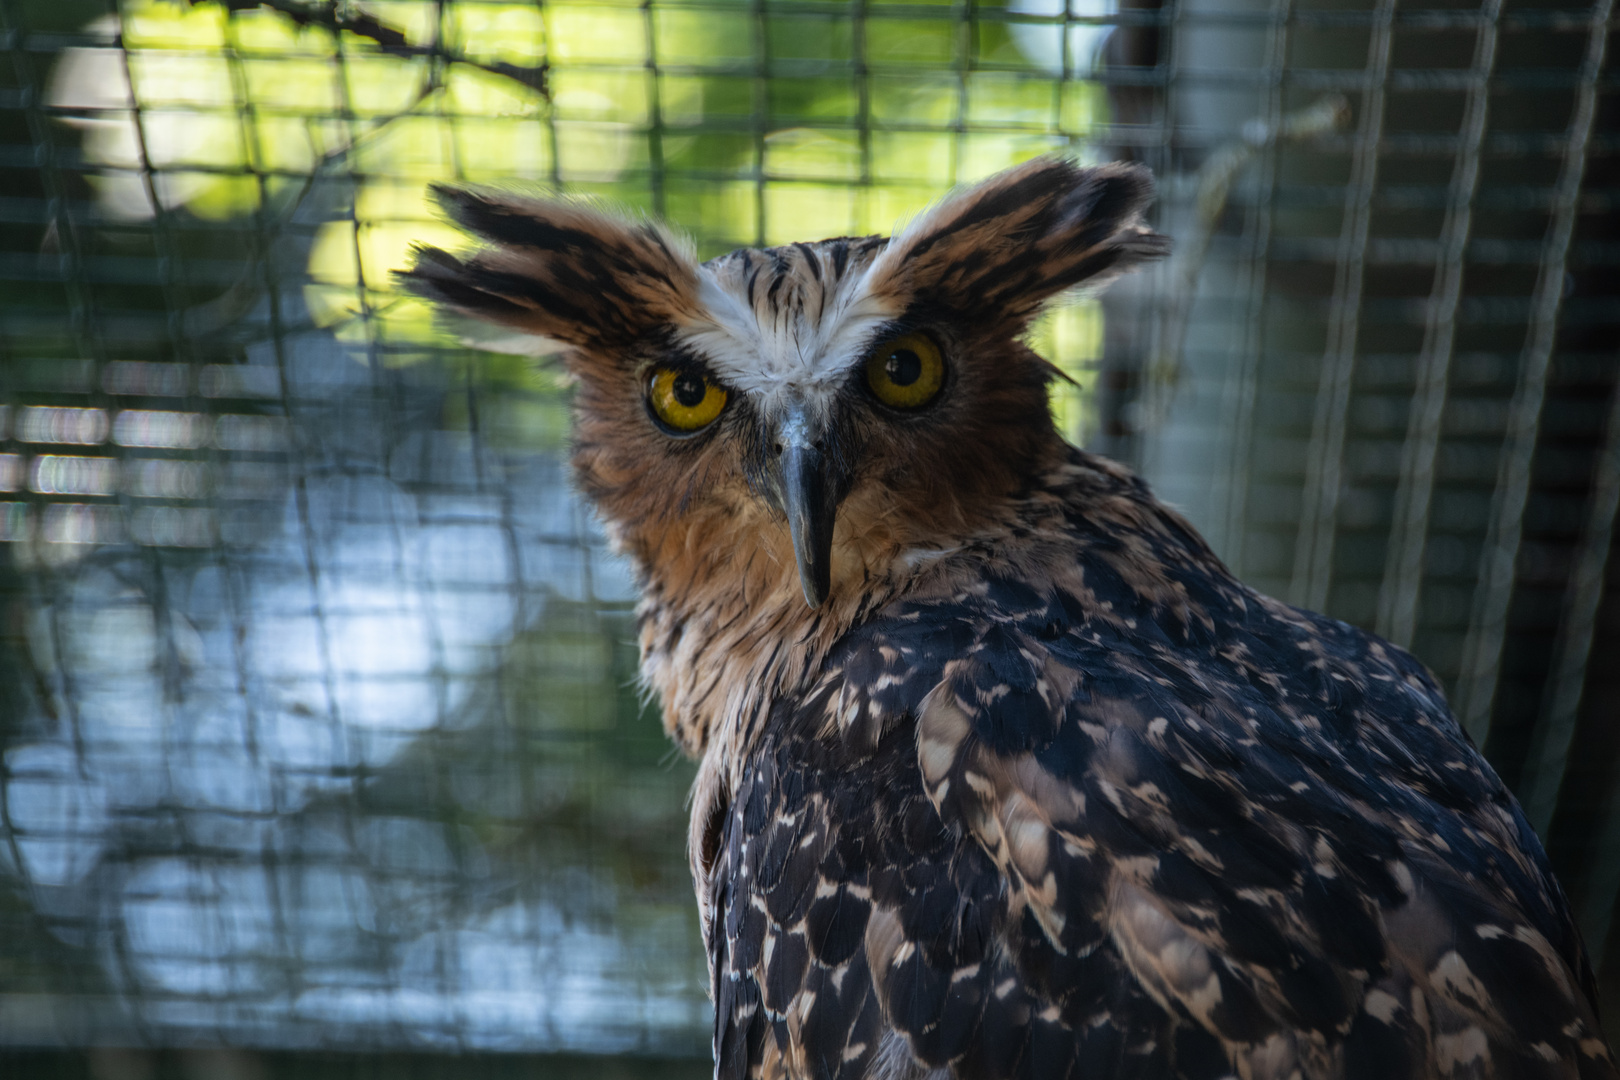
[1,0,1619,1069]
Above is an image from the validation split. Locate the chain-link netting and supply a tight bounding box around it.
[1,0,1618,1073]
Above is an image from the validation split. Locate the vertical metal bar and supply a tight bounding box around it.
[437,0,459,181]
[751,0,769,245]
[1057,0,1073,154]
[1563,374,1620,955]
[1156,0,1181,183]
[327,0,387,379]
[1289,0,1396,612]
[1454,0,1612,749]
[1375,0,1501,648]
[1215,0,1294,572]
[539,0,563,193]
[853,0,871,200]
[294,0,359,846]
[642,0,666,219]
[1131,0,1178,477]
[218,7,313,1011]
[950,0,969,186]
[1524,404,1620,838]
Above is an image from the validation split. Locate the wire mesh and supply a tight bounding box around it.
[1,0,1618,1072]
[1142,0,1620,984]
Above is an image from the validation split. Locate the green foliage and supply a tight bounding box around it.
[48,0,1104,378]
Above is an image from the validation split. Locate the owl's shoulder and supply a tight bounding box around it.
[798,446,1459,773]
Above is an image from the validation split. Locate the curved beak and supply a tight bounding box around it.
[769,408,839,608]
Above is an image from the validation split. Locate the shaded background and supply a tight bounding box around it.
[0,0,1617,1075]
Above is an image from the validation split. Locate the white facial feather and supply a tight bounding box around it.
[671,247,902,420]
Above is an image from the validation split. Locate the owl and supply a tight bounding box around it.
[400,158,1616,1080]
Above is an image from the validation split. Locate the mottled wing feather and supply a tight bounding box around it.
[712,454,1615,1080]
[712,734,890,1080]
[714,703,1178,1080]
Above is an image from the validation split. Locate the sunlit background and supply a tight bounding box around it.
[2,0,1618,1075]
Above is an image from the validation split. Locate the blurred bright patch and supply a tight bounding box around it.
[49,0,1107,435]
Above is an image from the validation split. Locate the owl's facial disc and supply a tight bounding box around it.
[767,403,841,608]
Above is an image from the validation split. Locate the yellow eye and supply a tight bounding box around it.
[648,367,728,432]
[864,332,944,410]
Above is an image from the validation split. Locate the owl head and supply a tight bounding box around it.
[399,158,1167,610]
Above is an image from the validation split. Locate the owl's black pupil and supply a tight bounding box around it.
[885,349,922,387]
[673,373,707,407]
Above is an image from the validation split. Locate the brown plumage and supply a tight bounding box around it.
[399,158,1616,1080]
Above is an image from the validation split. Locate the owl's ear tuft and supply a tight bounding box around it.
[867,157,1170,326]
[395,186,703,351]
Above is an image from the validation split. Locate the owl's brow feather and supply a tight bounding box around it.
[724,233,884,335]
[794,243,822,282]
